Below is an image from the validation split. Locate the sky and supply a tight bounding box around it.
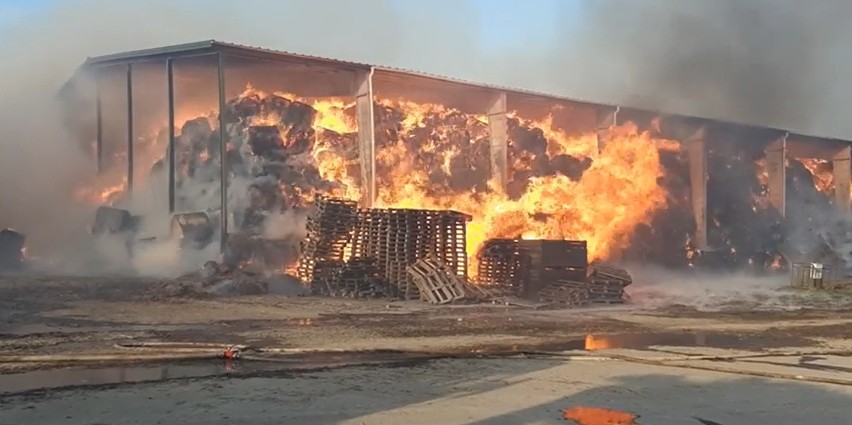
[469,0,568,50]
[0,0,577,53]
[0,0,53,29]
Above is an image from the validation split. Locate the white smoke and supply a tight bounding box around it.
[624,264,852,311]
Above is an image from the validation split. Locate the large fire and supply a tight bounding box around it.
[77,85,676,274]
[87,84,852,275]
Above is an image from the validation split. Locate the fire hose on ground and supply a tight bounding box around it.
[4,341,852,387]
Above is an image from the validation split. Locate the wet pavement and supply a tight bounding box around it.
[0,329,817,395]
[0,351,445,395]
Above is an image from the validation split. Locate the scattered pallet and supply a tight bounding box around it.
[407,258,467,304]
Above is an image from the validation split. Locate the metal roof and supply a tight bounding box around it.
[83,40,616,107]
[75,39,850,144]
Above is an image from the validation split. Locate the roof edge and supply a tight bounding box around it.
[70,39,852,143]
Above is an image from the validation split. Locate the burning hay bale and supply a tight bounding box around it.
[374,103,493,197]
[505,118,593,199]
[407,258,467,304]
[0,229,25,271]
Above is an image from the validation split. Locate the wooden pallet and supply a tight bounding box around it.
[407,259,466,304]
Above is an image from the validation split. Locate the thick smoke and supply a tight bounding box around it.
[532,0,852,138]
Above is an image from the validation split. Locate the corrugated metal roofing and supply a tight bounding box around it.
[84,40,614,109]
[78,39,850,143]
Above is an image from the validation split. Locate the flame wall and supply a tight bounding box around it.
[60,44,852,276]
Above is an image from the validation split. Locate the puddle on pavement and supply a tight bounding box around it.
[0,352,435,395]
[0,361,255,394]
[524,331,800,352]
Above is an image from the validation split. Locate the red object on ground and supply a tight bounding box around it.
[563,406,641,425]
[222,347,241,360]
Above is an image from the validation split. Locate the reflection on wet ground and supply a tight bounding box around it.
[548,332,809,351]
[582,332,742,351]
[483,331,807,353]
[0,352,437,395]
[1,361,246,394]
[0,331,812,395]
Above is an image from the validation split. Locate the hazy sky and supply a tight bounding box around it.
[0,0,576,53]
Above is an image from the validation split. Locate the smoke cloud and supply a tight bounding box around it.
[623,264,851,312]
[532,0,852,138]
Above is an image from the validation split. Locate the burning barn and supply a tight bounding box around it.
[55,40,852,296]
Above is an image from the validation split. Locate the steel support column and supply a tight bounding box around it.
[486,92,508,191]
[217,52,228,253]
[95,73,103,175]
[354,68,376,207]
[686,127,708,249]
[766,133,788,217]
[166,58,176,214]
[833,146,851,213]
[596,106,620,153]
[126,63,134,193]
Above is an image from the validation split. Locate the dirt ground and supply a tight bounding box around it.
[3,274,852,360]
[3,273,852,423]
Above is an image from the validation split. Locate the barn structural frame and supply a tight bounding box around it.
[60,39,852,252]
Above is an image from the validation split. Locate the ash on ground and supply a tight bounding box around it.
[149,260,306,300]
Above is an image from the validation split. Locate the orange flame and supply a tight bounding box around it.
[76,86,677,279]
[73,177,127,205]
[374,103,675,274]
[799,158,833,193]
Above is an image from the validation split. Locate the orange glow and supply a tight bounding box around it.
[373,104,675,275]
[800,158,833,193]
[563,406,641,425]
[73,177,127,205]
[584,335,614,351]
[76,85,677,278]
